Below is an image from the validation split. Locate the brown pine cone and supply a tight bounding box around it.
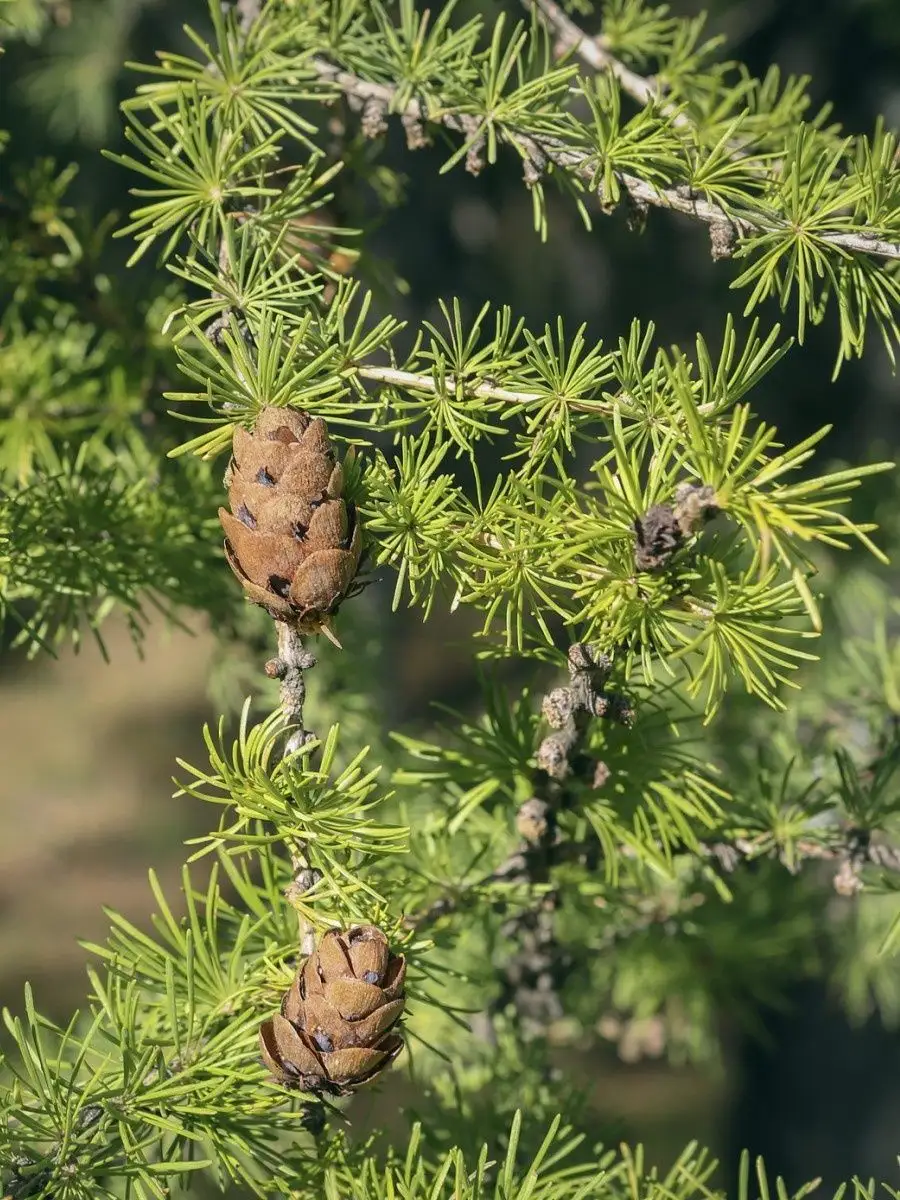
[259,925,406,1096]
[218,406,362,635]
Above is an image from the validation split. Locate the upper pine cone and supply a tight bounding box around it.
[259,926,406,1096]
[218,406,361,631]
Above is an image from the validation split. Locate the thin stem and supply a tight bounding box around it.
[273,620,317,747]
[269,622,319,954]
[357,363,717,416]
[358,364,539,406]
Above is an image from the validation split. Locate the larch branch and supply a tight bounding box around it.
[311,58,900,262]
[358,363,629,414]
[526,0,762,167]
[406,830,900,932]
[356,364,719,416]
[525,0,684,122]
[358,365,539,405]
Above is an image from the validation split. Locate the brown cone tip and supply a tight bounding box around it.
[260,925,406,1095]
[253,406,310,441]
[220,406,362,633]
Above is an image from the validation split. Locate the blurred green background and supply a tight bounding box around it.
[2,0,900,1192]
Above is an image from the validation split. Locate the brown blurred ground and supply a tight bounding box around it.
[0,616,216,1013]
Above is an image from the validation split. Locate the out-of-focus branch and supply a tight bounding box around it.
[235,0,262,36]
[406,824,900,932]
[494,646,632,1029]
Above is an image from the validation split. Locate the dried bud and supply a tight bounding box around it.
[590,691,635,726]
[707,841,742,873]
[592,760,611,789]
[361,96,388,139]
[466,137,486,176]
[542,687,575,729]
[537,732,571,780]
[625,192,649,234]
[833,858,864,897]
[607,693,636,727]
[567,642,596,673]
[516,797,553,844]
[77,1104,103,1131]
[285,729,317,757]
[218,407,362,635]
[522,146,547,189]
[401,109,430,150]
[260,926,406,1096]
[298,867,322,892]
[633,504,682,571]
[286,867,322,905]
[673,483,719,536]
[301,1102,328,1134]
[598,184,619,216]
[456,114,486,175]
[709,219,737,261]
